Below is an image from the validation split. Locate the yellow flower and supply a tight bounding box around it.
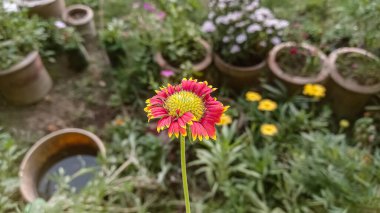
[217,114,232,126]
[245,91,262,102]
[339,119,350,128]
[260,124,278,136]
[113,118,125,126]
[303,84,326,99]
[258,99,277,111]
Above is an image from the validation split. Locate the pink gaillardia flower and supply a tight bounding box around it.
[145,78,227,141]
[160,70,175,78]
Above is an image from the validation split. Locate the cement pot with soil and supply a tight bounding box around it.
[17,0,66,19]
[0,51,52,105]
[19,128,106,202]
[268,42,329,93]
[326,47,380,119]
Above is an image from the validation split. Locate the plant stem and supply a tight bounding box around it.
[180,136,191,213]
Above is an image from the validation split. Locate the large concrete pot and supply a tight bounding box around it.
[62,4,96,40]
[214,53,267,90]
[17,0,66,19]
[326,48,380,119]
[268,42,329,93]
[154,38,212,74]
[0,51,52,105]
[19,128,106,202]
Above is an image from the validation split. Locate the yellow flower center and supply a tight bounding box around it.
[165,91,205,121]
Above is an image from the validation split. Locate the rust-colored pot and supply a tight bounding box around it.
[19,128,106,202]
[154,38,212,73]
[214,53,267,90]
[17,0,66,19]
[63,4,96,40]
[0,51,52,105]
[326,47,380,119]
[268,42,329,93]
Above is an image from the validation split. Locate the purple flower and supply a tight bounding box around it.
[143,2,155,12]
[160,70,175,78]
[230,45,241,54]
[54,20,66,29]
[201,21,216,33]
[156,11,166,21]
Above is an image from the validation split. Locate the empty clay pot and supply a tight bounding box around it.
[19,128,106,202]
[0,51,52,105]
[63,4,96,40]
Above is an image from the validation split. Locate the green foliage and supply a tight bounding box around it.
[0,10,48,70]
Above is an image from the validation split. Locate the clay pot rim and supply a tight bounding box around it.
[62,4,94,26]
[329,47,380,94]
[268,42,329,85]
[0,51,38,76]
[214,52,266,73]
[154,38,212,72]
[17,0,57,7]
[19,128,106,202]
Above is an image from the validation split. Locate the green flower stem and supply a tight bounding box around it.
[180,136,191,213]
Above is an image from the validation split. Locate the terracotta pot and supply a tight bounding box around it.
[214,53,266,90]
[17,0,66,19]
[326,47,380,119]
[0,51,52,105]
[154,38,212,73]
[19,128,106,202]
[268,42,329,93]
[63,4,96,40]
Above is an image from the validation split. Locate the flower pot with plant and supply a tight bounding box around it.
[268,42,328,93]
[150,3,212,76]
[202,0,289,89]
[0,11,52,105]
[17,0,65,19]
[327,47,380,119]
[100,19,128,67]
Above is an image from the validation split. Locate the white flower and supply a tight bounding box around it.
[275,20,289,30]
[246,0,259,11]
[223,36,231,43]
[247,23,262,33]
[255,7,274,19]
[3,0,18,12]
[235,21,249,28]
[54,20,67,29]
[266,29,273,34]
[218,2,226,9]
[230,45,241,53]
[259,41,267,47]
[216,16,229,25]
[236,33,247,44]
[271,37,281,45]
[208,12,216,19]
[226,11,243,22]
[201,21,216,33]
[263,19,278,28]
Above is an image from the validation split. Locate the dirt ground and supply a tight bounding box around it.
[0,41,120,142]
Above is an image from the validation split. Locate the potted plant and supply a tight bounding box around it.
[100,19,128,67]
[147,2,212,76]
[16,0,66,19]
[268,42,328,93]
[0,11,52,105]
[326,47,380,119]
[202,0,288,88]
